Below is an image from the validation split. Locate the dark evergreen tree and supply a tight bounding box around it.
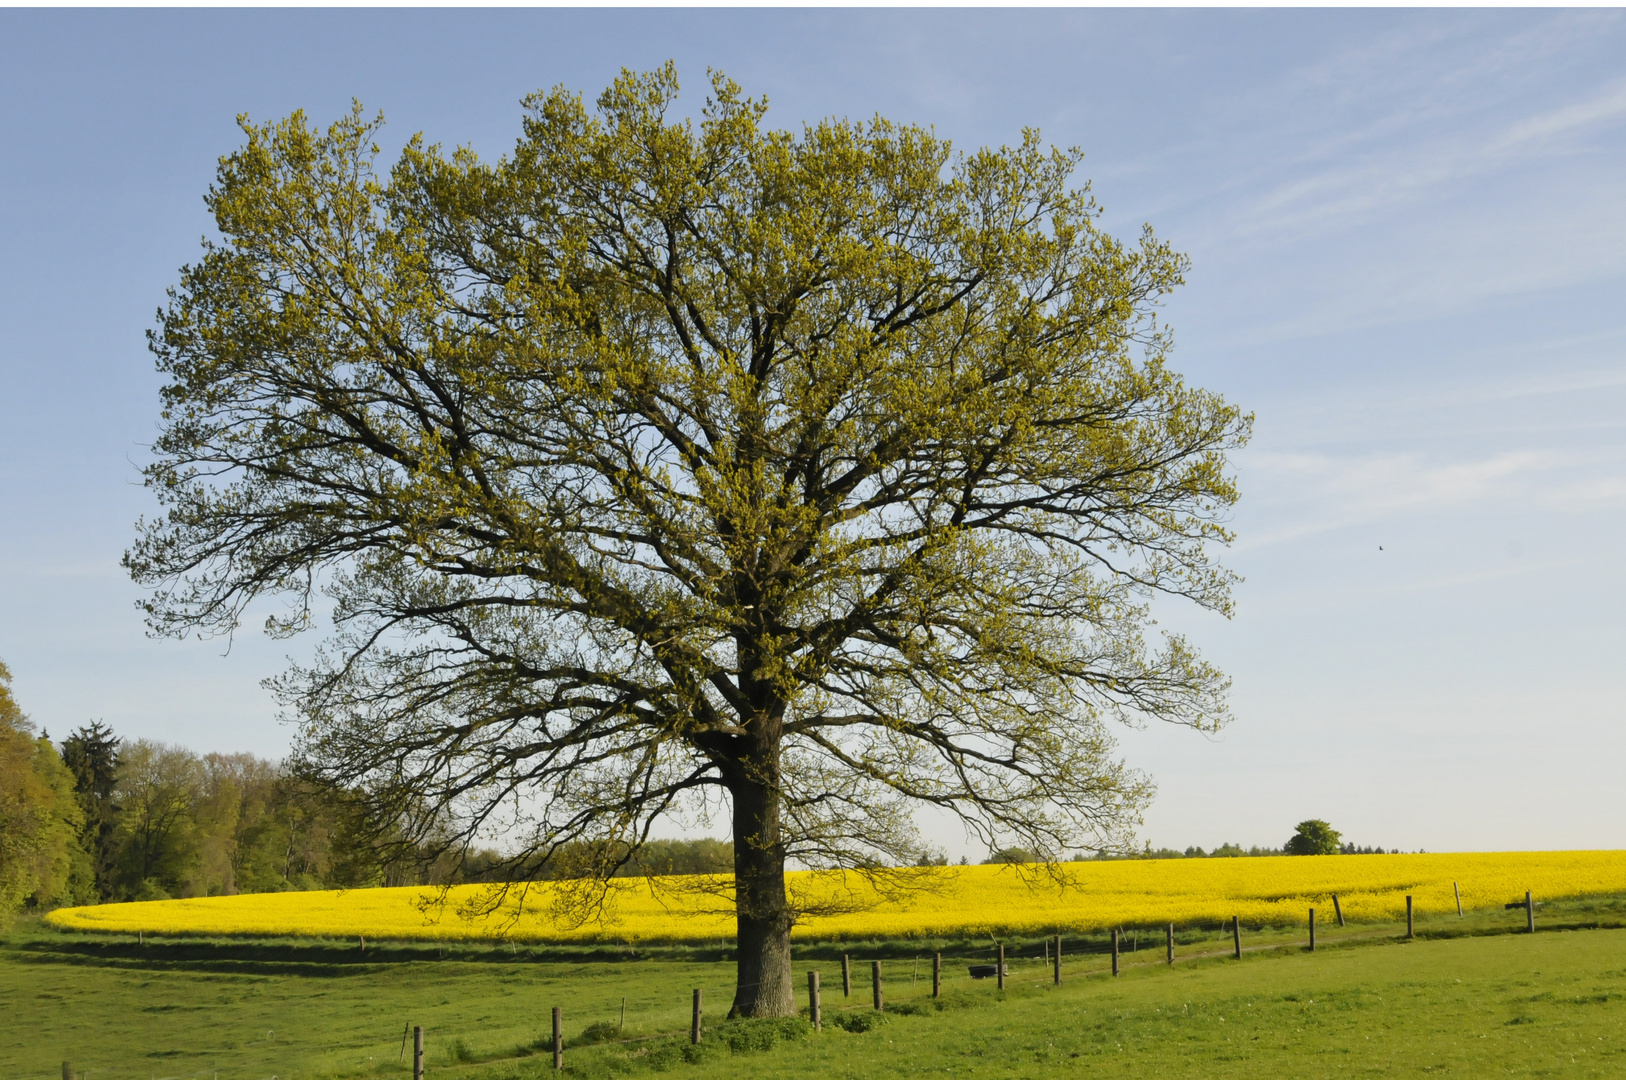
[59,723,121,899]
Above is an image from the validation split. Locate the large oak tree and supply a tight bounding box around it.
[128,66,1250,1016]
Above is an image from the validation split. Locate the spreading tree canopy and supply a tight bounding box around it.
[128,65,1250,1016]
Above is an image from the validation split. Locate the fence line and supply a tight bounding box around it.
[55,890,1561,1079]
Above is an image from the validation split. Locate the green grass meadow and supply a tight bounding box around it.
[6,896,1626,1079]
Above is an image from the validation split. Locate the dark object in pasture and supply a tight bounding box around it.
[968,963,1010,979]
[575,1022,620,1046]
[831,1010,888,1034]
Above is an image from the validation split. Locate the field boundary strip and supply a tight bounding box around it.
[41,851,1626,945]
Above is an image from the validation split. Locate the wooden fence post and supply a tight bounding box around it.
[1332,894,1345,927]
[1527,891,1535,934]
[1166,923,1174,965]
[808,970,821,1031]
[913,956,919,985]
[932,952,942,998]
[619,997,625,1031]
[1454,880,1463,917]
[872,960,883,1011]
[1309,908,1316,952]
[551,1008,561,1070]
[1406,895,1414,939]
[1111,928,1120,976]
[691,988,702,1044]
[62,1062,71,1080]
[997,945,1005,990]
[1232,916,1241,960]
[842,954,851,997]
[414,1026,425,1080]
[1053,934,1062,984]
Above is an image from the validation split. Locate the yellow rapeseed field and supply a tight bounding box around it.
[44,851,1626,945]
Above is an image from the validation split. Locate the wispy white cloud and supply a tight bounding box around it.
[1209,179,1626,347]
[1252,355,1626,449]
[1491,79,1626,151]
[1540,473,1626,510]
[1120,19,1626,349]
[1370,555,1583,597]
[1236,448,1597,548]
[1219,77,1626,250]
[1468,355,1626,403]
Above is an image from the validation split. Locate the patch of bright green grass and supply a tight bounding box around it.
[6,896,1626,1079]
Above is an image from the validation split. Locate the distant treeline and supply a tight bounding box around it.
[2,657,1397,925]
[0,704,405,914]
[980,841,1400,865]
[1125,842,1400,858]
[0,659,740,922]
[463,838,737,883]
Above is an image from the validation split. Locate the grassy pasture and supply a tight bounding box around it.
[7,895,1626,1079]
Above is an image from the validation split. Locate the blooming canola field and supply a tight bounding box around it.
[45,851,1626,945]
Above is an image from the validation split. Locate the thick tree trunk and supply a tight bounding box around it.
[727,764,795,1018]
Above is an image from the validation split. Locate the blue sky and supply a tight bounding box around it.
[2,9,1623,857]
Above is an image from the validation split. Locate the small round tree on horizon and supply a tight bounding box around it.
[1286,819,1343,855]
